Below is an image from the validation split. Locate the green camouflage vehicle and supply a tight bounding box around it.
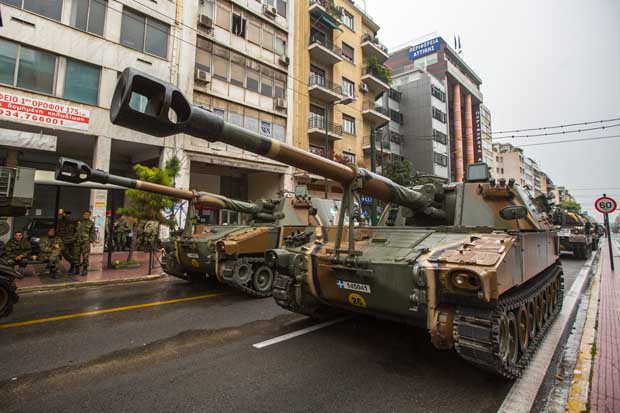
[56,158,340,297]
[108,68,564,378]
[553,209,593,259]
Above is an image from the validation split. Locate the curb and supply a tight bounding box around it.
[566,256,602,412]
[17,273,166,294]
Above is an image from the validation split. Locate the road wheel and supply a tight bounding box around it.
[252,265,274,295]
[233,261,253,284]
[527,299,537,338]
[536,293,545,328]
[506,312,519,367]
[497,313,510,364]
[517,305,530,354]
[0,278,16,318]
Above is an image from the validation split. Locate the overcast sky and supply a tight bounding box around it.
[365,0,620,220]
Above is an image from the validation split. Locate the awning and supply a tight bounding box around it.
[318,14,343,32]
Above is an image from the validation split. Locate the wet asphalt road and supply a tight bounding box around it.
[0,256,588,412]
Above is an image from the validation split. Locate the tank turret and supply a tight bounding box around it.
[56,157,284,223]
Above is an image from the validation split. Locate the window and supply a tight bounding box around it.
[274,80,285,98]
[195,38,213,72]
[276,0,287,17]
[213,56,229,80]
[343,114,356,135]
[275,35,287,56]
[0,39,18,86]
[341,10,354,30]
[232,13,246,37]
[433,129,447,145]
[389,88,402,102]
[2,0,62,21]
[246,66,259,92]
[434,152,448,167]
[0,40,58,95]
[260,120,272,137]
[247,19,261,44]
[216,2,231,30]
[64,59,100,105]
[342,77,355,98]
[342,42,354,63]
[213,107,226,119]
[70,0,106,36]
[342,151,356,164]
[261,72,273,97]
[231,62,245,87]
[432,107,447,123]
[121,8,169,58]
[390,109,403,125]
[262,29,274,51]
[310,145,326,157]
[431,85,445,102]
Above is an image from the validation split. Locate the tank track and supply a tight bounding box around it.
[221,257,273,298]
[273,270,337,320]
[0,275,18,318]
[453,264,564,379]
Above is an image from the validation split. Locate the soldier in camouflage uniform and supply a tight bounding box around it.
[57,210,78,274]
[74,211,96,276]
[39,227,63,279]
[3,230,31,275]
[142,220,160,252]
[113,218,130,251]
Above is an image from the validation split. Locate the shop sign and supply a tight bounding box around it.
[408,37,441,60]
[0,91,90,131]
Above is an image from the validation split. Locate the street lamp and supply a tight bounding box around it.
[324,95,354,199]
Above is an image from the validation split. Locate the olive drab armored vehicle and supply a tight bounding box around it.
[55,158,340,297]
[108,68,564,378]
[553,209,593,259]
[0,166,36,317]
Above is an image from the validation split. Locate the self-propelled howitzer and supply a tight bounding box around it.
[109,68,564,378]
[56,157,339,297]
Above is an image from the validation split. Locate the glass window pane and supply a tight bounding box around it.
[0,0,21,7]
[273,124,285,142]
[260,75,272,97]
[23,0,62,21]
[213,55,228,80]
[0,39,18,86]
[274,80,284,98]
[248,22,261,44]
[244,115,258,131]
[246,70,259,92]
[275,37,286,56]
[276,0,287,17]
[88,0,107,36]
[260,120,271,137]
[129,92,147,112]
[231,63,244,87]
[195,49,212,72]
[145,18,169,58]
[229,111,243,126]
[216,4,230,30]
[121,9,146,51]
[70,0,89,31]
[16,47,56,94]
[262,30,274,51]
[64,59,100,105]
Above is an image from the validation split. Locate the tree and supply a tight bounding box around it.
[560,200,582,213]
[116,157,180,261]
[384,159,413,186]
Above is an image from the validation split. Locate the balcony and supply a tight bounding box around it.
[309,0,342,30]
[361,34,389,62]
[309,35,343,66]
[362,132,402,156]
[361,66,390,94]
[362,101,390,126]
[308,117,343,141]
[308,75,344,103]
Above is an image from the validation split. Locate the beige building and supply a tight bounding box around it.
[292,0,390,198]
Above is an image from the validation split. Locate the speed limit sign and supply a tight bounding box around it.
[595,196,617,214]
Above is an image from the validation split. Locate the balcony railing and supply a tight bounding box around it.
[309,0,342,21]
[309,74,343,95]
[309,34,342,56]
[308,117,343,136]
[363,66,391,85]
[362,100,390,116]
[361,33,389,54]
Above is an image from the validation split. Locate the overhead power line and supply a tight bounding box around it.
[517,134,620,147]
[493,123,620,139]
[492,116,620,135]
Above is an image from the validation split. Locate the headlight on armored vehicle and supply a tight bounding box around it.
[450,271,481,291]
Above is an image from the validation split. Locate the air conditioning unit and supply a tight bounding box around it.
[195,68,211,84]
[275,98,287,109]
[278,55,290,66]
[197,14,213,30]
[359,82,369,93]
[263,5,277,18]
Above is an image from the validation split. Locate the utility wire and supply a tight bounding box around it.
[492,123,620,139]
[492,116,620,135]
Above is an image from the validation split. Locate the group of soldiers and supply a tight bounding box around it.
[106,217,160,252]
[1,210,95,278]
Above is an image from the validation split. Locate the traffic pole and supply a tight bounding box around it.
[604,212,614,271]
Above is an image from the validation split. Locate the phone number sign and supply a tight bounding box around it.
[0,91,90,131]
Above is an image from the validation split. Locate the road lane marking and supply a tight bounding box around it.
[0,292,227,330]
[253,316,351,349]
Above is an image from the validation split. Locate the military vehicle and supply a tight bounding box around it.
[581,215,603,251]
[55,157,340,297]
[108,68,564,378]
[553,209,592,259]
[0,165,36,317]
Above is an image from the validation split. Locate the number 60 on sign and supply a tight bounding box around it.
[595,196,617,214]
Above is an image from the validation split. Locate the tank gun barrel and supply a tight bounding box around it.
[109,68,431,211]
[55,158,283,221]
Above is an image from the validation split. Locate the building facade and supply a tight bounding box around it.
[479,103,493,169]
[381,69,449,178]
[387,37,485,182]
[292,0,390,198]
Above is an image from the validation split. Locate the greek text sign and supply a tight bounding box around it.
[409,37,441,60]
[0,91,90,131]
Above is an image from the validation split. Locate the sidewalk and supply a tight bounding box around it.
[16,251,164,293]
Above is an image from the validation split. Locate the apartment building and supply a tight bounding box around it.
[387,37,485,182]
[478,104,493,168]
[381,69,449,178]
[368,88,404,175]
[292,0,390,198]
[493,143,551,198]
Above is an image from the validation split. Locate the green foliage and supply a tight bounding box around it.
[560,200,582,213]
[117,157,181,226]
[384,159,413,186]
[366,56,392,84]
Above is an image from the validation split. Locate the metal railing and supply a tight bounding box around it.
[362,101,390,116]
[308,117,343,136]
[309,0,342,20]
[363,65,390,84]
[309,33,342,56]
[361,33,389,54]
[309,74,343,95]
